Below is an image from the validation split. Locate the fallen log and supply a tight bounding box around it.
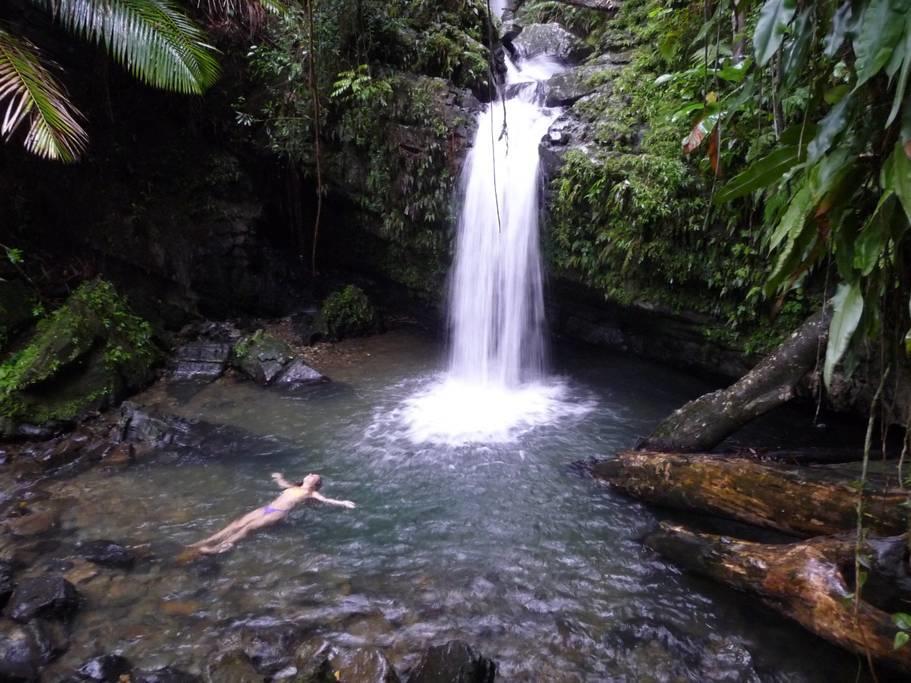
[645,523,911,673]
[594,450,907,537]
[639,306,832,452]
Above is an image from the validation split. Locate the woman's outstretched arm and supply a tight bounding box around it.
[271,472,295,489]
[311,492,356,509]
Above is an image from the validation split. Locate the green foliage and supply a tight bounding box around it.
[0,279,158,424]
[321,285,378,340]
[1,0,279,160]
[547,0,795,345]
[670,0,911,384]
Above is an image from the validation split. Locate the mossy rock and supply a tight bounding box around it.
[0,279,159,436]
[231,330,294,385]
[320,286,381,341]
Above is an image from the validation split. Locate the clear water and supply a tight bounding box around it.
[18,331,863,681]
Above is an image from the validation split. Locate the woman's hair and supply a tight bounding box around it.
[296,475,323,490]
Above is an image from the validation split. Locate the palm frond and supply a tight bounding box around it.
[34,0,221,94]
[193,0,286,35]
[0,27,87,161]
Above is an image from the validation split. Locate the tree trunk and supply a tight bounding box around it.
[594,450,907,537]
[639,306,832,452]
[645,523,911,674]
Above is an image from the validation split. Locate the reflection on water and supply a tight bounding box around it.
[17,331,863,680]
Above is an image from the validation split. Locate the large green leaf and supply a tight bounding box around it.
[823,1,853,58]
[807,95,851,164]
[715,146,802,203]
[824,282,864,387]
[33,0,220,94]
[853,193,896,276]
[769,182,813,252]
[882,141,911,221]
[0,27,87,161]
[853,0,906,88]
[754,0,797,67]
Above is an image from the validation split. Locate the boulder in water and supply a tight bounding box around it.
[227,619,306,676]
[77,654,133,681]
[231,331,294,385]
[8,576,79,623]
[293,639,335,683]
[331,648,400,683]
[274,359,328,387]
[506,23,592,63]
[408,641,497,683]
[543,65,604,107]
[204,649,262,683]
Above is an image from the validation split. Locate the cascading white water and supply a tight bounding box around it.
[401,37,592,444]
[448,57,563,386]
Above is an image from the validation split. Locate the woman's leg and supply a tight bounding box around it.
[188,510,260,547]
[199,514,283,554]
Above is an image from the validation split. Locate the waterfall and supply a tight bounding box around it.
[400,32,590,444]
[448,57,563,386]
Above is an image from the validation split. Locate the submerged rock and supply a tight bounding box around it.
[224,618,306,676]
[119,402,197,449]
[5,509,60,538]
[408,641,497,683]
[134,666,202,683]
[0,619,43,682]
[507,23,592,63]
[77,654,133,681]
[205,649,262,683]
[77,540,136,570]
[8,576,79,623]
[331,648,400,683]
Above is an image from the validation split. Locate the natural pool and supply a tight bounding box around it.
[17,330,867,681]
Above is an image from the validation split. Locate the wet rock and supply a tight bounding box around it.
[134,666,202,683]
[27,618,69,663]
[539,109,595,180]
[205,649,262,683]
[5,509,60,538]
[274,359,328,387]
[331,648,400,683]
[408,641,496,683]
[134,666,201,683]
[226,618,306,676]
[8,576,79,622]
[231,331,294,385]
[119,402,197,449]
[77,540,136,570]
[0,619,43,682]
[293,639,334,683]
[31,435,86,470]
[507,23,592,63]
[0,561,13,608]
[543,65,604,107]
[171,342,232,382]
[77,653,132,681]
[101,442,136,466]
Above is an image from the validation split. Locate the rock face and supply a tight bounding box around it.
[408,641,497,683]
[293,639,335,683]
[543,65,602,107]
[8,576,79,623]
[506,23,593,63]
[0,279,34,351]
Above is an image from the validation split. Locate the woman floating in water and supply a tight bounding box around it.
[188,473,355,554]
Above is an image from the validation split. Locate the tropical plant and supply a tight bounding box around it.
[673,0,911,387]
[0,0,281,161]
